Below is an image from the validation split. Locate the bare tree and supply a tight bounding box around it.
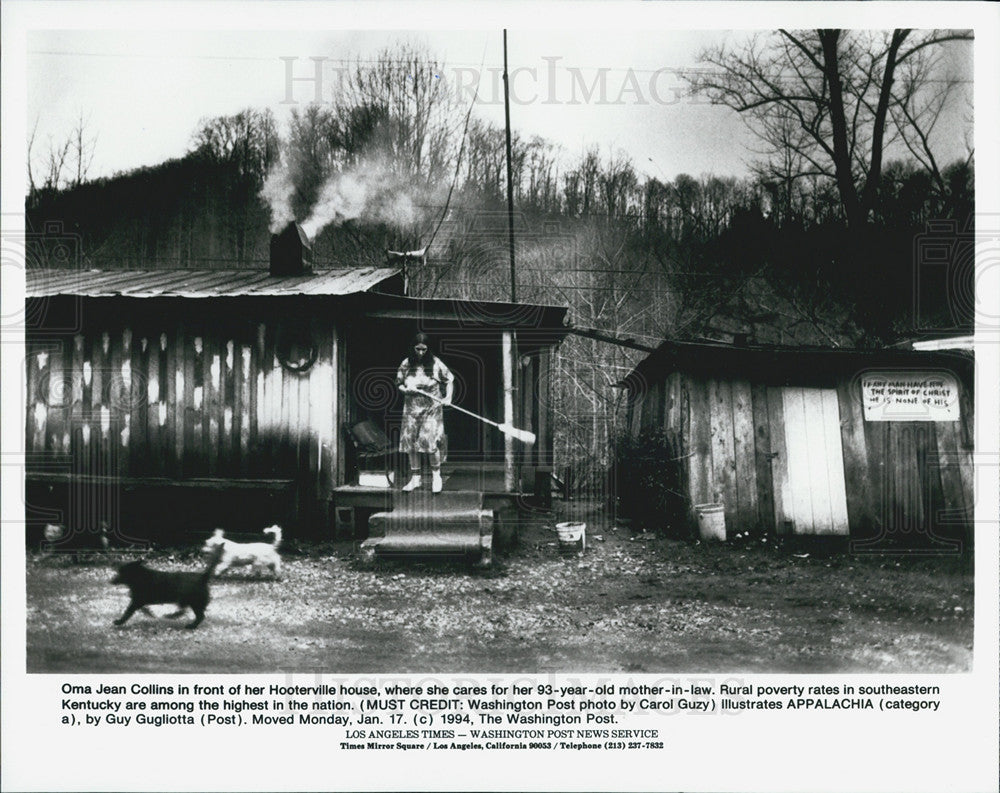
[27,111,98,195]
[191,108,279,179]
[27,116,40,197]
[687,29,972,228]
[71,111,98,187]
[598,153,638,223]
[334,43,466,185]
[43,136,72,190]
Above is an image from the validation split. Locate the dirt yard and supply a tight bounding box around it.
[25,505,973,674]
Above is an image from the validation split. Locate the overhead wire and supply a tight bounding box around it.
[420,36,491,257]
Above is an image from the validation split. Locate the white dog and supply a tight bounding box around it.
[201,525,282,578]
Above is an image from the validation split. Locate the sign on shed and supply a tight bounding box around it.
[861,370,960,422]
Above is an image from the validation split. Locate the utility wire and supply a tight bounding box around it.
[422,38,490,257]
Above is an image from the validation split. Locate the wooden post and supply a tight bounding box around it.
[503,331,515,492]
[334,323,347,488]
[503,30,517,304]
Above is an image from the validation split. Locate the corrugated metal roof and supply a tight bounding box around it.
[26,267,400,298]
[618,337,974,387]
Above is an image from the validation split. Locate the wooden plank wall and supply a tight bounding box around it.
[630,371,771,535]
[516,344,552,471]
[25,313,339,524]
[630,367,974,541]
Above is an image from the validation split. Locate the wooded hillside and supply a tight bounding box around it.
[26,37,974,484]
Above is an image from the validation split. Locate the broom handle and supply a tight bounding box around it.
[407,387,503,429]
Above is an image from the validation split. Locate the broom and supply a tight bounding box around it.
[406,388,536,445]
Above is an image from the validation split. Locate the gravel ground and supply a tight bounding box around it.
[26,509,973,674]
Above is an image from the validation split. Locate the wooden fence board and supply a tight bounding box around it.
[731,379,758,534]
[923,431,948,540]
[167,327,182,476]
[91,331,108,458]
[70,334,86,464]
[193,333,206,475]
[708,378,738,532]
[180,326,194,475]
[81,332,95,462]
[836,378,873,536]
[307,324,325,505]
[862,417,889,538]
[146,331,162,476]
[109,328,125,475]
[335,323,347,486]
[130,328,148,474]
[801,388,834,533]
[935,419,969,534]
[896,425,924,534]
[645,378,658,432]
[240,341,253,476]
[205,334,220,476]
[280,357,294,474]
[118,327,133,474]
[47,340,67,455]
[766,386,789,534]
[27,344,45,451]
[781,387,813,531]
[750,383,775,534]
[296,355,311,487]
[685,375,713,507]
[667,372,683,433]
[821,387,851,535]
[956,382,975,524]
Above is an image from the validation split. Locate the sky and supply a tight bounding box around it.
[23,24,974,190]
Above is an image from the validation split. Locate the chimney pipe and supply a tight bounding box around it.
[386,248,425,297]
[270,222,313,276]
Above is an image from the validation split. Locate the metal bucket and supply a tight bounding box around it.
[694,503,726,541]
[556,521,586,551]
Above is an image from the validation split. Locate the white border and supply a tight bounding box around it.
[3,3,998,792]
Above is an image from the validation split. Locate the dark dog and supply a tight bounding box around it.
[111,545,224,629]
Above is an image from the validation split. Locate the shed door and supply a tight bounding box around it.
[769,387,850,535]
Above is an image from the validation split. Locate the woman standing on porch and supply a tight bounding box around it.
[397,333,454,493]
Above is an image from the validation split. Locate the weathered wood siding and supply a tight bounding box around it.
[518,344,553,470]
[629,367,974,542]
[630,372,770,534]
[25,313,339,517]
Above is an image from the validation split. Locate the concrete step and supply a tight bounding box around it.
[392,490,482,513]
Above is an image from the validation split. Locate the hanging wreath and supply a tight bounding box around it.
[275,321,318,373]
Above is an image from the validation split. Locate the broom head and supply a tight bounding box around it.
[498,423,536,445]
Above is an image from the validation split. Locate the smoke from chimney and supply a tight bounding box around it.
[261,166,297,234]
[261,154,446,241]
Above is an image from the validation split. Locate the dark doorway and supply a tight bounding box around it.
[346,320,504,472]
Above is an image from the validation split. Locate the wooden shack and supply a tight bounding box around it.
[23,234,567,547]
[620,339,974,550]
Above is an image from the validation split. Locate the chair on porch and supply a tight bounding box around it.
[345,420,395,488]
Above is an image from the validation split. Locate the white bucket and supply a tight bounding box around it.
[358,471,394,488]
[694,504,726,541]
[556,521,586,551]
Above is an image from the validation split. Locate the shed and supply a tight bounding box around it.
[619,339,974,550]
[23,229,567,548]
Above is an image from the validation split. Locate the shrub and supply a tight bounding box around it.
[613,428,690,537]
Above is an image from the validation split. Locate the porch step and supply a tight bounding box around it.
[360,490,492,565]
[437,467,506,492]
[393,490,483,512]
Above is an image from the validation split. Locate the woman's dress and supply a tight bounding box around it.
[397,357,453,454]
